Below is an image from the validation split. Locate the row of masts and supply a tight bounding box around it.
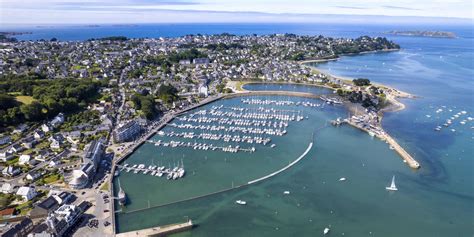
[168,123,287,136]
[119,160,186,180]
[150,140,256,153]
[156,131,272,145]
[241,98,322,107]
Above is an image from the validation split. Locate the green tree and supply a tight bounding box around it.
[20,101,44,121]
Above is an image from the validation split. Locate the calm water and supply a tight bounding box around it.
[6,23,471,236]
[242,83,333,95]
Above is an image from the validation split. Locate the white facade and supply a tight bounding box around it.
[16,186,37,201]
[19,154,31,165]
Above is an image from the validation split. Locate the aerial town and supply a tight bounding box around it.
[0,33,401,236]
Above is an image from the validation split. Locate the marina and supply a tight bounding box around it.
[113,91,424,234]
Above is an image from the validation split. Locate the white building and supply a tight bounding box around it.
[16,186,37,201]
[0,151,14,162]
[19,154,31,165]
[113,120,141,143]
[1,183,14,194]
[199,84,208,97]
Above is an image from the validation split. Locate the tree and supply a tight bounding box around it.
[353,78,371,86]
[20,101,44,121]
[0,94,17,110]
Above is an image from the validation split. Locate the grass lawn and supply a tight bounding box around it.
[6,157,19,165]
[43,173,61,184]
[15,96,36,105]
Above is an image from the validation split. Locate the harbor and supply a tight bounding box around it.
[112,89,422,234]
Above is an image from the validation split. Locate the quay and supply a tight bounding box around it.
[115,220,193,237]
[346,120,420,169]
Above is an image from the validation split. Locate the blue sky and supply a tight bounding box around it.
[0,0,472,25]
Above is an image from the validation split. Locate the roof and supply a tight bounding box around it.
[0,208,15,216]
[16,186,34,196]
[37,196,59,210]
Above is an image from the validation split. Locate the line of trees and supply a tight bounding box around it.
[0,75,104,126]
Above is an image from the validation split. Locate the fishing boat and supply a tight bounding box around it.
[235,200,246,205]
[386,175,398,191]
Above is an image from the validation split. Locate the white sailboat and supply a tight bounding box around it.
[385,175,398,191]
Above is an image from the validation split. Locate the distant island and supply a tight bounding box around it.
[385,30,457,38]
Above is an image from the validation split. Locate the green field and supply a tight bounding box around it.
[15,95,36,105]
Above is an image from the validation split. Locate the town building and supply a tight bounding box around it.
[1,218,34,237]
[113,120,142,143]
[16,186,37,201]
[46,204,82,236]
[69,139,105,189]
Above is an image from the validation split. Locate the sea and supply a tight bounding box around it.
[3,23,472,236]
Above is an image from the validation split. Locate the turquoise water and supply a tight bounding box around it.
[106,23,474,236]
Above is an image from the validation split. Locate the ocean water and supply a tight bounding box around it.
[4,23,472,236]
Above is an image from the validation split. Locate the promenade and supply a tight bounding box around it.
[116,220,193,237]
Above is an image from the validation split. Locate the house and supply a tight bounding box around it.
[0,151,14,162]
[2,166,21,177]
[35,150,50,162]
[48,160,60,168]
[21,137,37,149]
[50,113,65,127]
[0,135,11,145]
[41,124,52,133]
[65,131,81,144]
[16,186,37,201]
[19,154,31,165]
[1,183,14,193]
[34,130,45,140]
[49,134,64,150]
[0,207,15,218]
[9,144,25,154]
[26,171,42,181]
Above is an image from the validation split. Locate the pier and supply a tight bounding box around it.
[346,120,420,169]
[116,220,193,237]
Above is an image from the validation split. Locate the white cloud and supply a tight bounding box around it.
[0,0,472,25]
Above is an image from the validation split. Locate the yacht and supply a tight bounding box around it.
[283,191,290,195]
[235,200,246,205]
[323,227,330,235]
[386,175,398,191]
[339,177,346,181]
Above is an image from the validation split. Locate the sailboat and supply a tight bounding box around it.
[385,175,398,191]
